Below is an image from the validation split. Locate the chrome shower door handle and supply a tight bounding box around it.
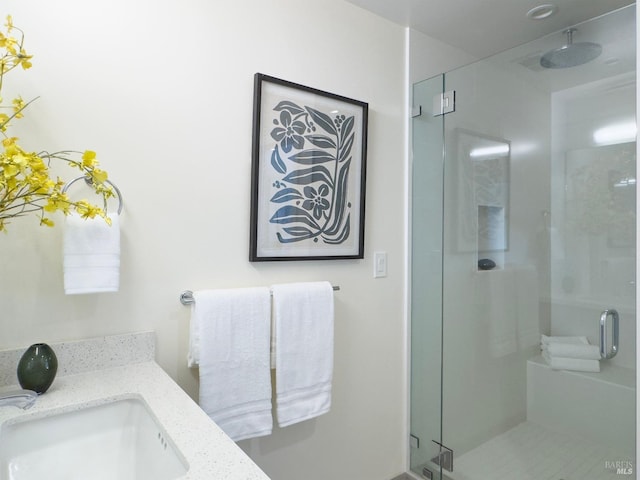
[599,309,619,359]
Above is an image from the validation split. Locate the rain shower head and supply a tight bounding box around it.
[540,28,602,69]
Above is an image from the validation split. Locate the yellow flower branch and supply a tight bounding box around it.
[0,15,112,232]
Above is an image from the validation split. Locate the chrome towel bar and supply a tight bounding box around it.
[180,285,340,306]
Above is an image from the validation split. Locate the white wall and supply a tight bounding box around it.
[409,29,477,85]
[0,1,408,479]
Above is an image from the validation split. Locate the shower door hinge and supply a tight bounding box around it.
[431,440,454,472]
[411,105,423,118]
[433,90,456,116]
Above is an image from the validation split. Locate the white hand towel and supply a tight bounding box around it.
[196,288,273,441]
[63,212,120,294]
[542,351,600,373]
[272,281,334,427]
[544,343,601,360]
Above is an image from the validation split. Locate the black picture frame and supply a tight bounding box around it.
[250,73,368,261]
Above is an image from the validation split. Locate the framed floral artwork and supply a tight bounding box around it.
[249,73,368,261]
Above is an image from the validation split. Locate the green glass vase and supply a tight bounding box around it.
[17,343,58,394]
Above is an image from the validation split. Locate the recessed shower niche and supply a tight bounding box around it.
[454,129,510,270]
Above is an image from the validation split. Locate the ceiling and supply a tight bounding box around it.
[342,0,635,59]
[487,5,636,93]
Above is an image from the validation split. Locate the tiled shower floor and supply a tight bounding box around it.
[452,421,632,480]
[415,421,633,480]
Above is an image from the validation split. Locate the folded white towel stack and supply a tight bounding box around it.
[540,334,601,372]
[541,334,589,345]
[63,212,120,294]
[195,288,273,442]
[545,342,601,360]
[272,281,334,427]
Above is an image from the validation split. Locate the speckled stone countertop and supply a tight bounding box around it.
[0,331,156,387]
[0,333,270,480]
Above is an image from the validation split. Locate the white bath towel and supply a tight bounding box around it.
[63,212,120,294]
[542,352,601,373]
[195,288,273,441]
[187,304,201,369]
[272,281,334,427]
[544,343,601,360]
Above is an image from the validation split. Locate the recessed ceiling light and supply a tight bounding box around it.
[527,4,558,20]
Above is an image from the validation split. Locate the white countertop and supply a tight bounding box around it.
[0,336,270,480]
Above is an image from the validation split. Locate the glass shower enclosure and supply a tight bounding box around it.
[410,6,636,480]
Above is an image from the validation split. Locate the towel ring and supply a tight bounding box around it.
[62,175,124,215]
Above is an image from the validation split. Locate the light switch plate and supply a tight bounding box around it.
[374,251,387,278]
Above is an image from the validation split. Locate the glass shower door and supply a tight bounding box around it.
[410,74,445,479]
[411,5,636,480]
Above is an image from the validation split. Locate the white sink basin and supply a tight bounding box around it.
[0,396,189,480]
